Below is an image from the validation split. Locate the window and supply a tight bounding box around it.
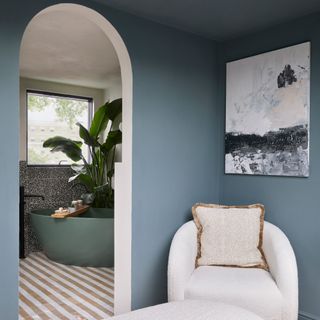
[27,90,93,165]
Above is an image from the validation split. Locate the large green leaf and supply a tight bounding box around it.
[69,173,94,192]
[101,130,122,154]
[89,103,109,138]
[43,136,83,162]
[105,98,122,122]
[78,174,94,192]
[43,136,82,148]
[89,98,122,138]
[76,122,98,146]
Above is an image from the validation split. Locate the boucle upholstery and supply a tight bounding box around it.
[192,203,267,269]
[185,266,282,320]
[111,300,263,320]
[168,221,298,320]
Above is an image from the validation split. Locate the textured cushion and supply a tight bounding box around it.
[111,300,263,320]
[192,203,268,269]
[185,266,282,320]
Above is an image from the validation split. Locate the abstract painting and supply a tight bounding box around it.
[225,42,310,177]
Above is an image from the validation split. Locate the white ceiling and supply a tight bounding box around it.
[20,10,120,89]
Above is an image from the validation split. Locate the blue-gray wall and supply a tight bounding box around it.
[0,1,220,318]
[130,16,219,309]
[3,1,319,319]
[219,13,320,320]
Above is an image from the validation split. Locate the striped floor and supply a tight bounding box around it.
[19,252,114,320]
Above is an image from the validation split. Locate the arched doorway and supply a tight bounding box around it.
[19,3,132,316]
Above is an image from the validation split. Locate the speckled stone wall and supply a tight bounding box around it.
[19,161,85,256]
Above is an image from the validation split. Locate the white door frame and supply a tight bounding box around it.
[22,4,133,314]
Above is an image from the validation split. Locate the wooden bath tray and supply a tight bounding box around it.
[51,205,90,219]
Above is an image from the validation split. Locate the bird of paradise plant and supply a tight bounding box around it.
[43,98,122,208]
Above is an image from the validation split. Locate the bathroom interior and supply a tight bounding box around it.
[18,8,122,320]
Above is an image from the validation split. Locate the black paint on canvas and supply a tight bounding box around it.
[225,125,308,176]
[225,125,308,154]
[277,64,297,88]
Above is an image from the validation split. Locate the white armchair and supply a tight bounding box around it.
[168,221,298,320]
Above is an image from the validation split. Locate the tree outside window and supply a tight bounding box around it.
[27,91,92,165]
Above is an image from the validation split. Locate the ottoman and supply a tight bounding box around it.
[111,300,264,320]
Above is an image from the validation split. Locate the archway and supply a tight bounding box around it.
[19,3,132,315]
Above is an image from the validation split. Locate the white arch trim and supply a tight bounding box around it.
[30,4,133,315]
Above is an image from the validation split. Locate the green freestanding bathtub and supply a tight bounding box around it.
[30,207,114,267]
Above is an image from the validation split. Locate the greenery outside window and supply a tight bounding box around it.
[27,90,93,165]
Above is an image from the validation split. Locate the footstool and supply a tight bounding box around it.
[111,300,263,320]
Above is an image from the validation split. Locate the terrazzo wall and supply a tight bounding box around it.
[19,161,85,256]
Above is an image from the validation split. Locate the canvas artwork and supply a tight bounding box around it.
[225,42,310,177]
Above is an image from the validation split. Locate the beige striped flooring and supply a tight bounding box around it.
[19,252,114,320]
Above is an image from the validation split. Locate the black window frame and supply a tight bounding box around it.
[26,89,93,167]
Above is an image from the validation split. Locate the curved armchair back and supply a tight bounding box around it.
[168,220,298,320]
[263,222,298,320]
[168,221,197,301]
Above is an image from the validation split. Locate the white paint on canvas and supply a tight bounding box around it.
[226,42,310,136]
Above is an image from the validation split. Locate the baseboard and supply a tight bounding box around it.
[299,311,320,320]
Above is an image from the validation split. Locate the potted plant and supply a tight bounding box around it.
[43,98,122,210]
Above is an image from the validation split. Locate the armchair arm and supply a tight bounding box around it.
[168,221,198,301]
[263,222,298,320]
